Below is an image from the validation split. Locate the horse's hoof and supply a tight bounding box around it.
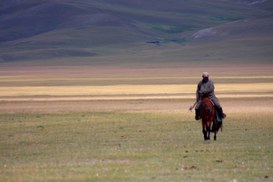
[204,140,210,143]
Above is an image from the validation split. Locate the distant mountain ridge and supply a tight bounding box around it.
[0,0,272,62]
[0,0,270,42]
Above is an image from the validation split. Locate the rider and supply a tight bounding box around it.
[189,72,226,120]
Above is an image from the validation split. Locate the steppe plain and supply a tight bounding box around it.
[0,64,272,181]
[1,0,273,181]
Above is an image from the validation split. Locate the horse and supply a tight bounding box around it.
[200,96,222,141]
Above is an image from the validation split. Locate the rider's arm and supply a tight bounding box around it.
[196,82,201,102]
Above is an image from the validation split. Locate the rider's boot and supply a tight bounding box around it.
[195,109,201,120]
[216,107,226,119]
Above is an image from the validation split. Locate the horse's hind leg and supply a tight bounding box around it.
[214,131,217,141]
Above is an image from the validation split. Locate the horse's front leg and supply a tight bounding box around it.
[203,129,207,140]
[206,125,210,140]
[202,122,207,140]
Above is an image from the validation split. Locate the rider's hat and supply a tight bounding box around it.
[202,72,209,77]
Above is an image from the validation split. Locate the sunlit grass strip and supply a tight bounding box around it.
[0,83,272,97]
[0,85,194,96]
[0,94,273,101]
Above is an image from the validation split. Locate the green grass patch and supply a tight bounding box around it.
[0,112,272,181]
[153,24,200,34]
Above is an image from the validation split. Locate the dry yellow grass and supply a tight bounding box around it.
[0,83,272,98]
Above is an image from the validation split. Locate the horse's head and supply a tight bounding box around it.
[200,97,215,121]
[201,93,209,99]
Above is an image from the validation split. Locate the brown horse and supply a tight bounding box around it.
[200,96,221,141]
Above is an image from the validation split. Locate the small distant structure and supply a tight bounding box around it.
[146,38,162,46]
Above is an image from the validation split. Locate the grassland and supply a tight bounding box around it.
[0,65,272,181]
[0,111,272,181]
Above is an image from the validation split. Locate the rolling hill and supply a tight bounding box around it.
[0,0,272,64]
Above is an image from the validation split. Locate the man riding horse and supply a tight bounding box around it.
[189,72,226,120]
